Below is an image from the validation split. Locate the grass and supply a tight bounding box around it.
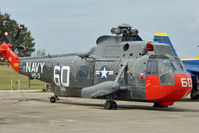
[0,64,45,90]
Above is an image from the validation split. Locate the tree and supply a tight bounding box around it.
[0,11,35,57]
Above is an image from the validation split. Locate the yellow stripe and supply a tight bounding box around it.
[181,58,199,61]
[154,33,168,37]
[127,67,134,73]
[14,63,19,67]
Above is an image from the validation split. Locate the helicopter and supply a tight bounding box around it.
[0,23,192,110]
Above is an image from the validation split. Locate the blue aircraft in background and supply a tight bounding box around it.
[154,33,199,100]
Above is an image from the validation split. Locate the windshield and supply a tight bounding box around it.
[146,57,185,85]
[147,58,186,75]
[172,59,186,72]
[158,59,175,85]
[158,60,175,74]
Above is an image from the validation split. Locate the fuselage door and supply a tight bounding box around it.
[130,59,147,99]
[145,59,158,89]
[71,59,95,88]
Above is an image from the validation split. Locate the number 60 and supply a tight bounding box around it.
[181,78,192,87]
[54,66,70,87]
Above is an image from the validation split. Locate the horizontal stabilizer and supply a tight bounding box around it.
[81,81,120,98]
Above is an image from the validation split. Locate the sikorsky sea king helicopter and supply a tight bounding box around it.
[0,24,192,109]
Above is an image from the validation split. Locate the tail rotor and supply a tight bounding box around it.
[3,24,26,51]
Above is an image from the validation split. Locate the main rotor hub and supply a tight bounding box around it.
[110,23,139,36]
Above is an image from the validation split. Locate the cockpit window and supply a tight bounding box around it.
[146,57,186,75]
[146,58,175,85]
[146,56,187,85]
[158,60,176,74]
[172,59,186,72]
[146,60,158,76]
[158,59,175,85]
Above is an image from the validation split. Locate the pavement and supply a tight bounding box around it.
[0,90,199,133]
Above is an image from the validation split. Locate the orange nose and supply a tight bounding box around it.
[172,74,192,99]
[145,74,192,106]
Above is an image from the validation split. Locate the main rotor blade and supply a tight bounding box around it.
[16,46,26,50]
[13,25,23,43]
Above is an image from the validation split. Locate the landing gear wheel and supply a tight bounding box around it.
[104,100,117,110]
[153,102,161,108]
[191,91,199,100]
[111,101,117,110]
[153,102,168,109]
[104,100,112,110]
[50,96,57,103]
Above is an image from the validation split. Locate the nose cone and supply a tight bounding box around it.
[171,74,192,100]
[145,74,192,106]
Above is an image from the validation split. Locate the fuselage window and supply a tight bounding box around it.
[79,65,87,78]
[123,43,129,51]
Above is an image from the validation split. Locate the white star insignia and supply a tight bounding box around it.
[100,67,109,78]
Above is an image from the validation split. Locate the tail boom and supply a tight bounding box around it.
[0,42,20,72]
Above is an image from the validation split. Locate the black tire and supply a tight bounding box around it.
[152,102,161,109]
[153,102,168,109]
[104,100,112,110]
[50,96,56,103]
[191,91,199,100]
[104,100,117,110]
[111,101,117,110]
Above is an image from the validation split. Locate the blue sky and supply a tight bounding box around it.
[1,0,199,58]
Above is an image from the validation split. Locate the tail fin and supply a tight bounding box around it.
[0,42,20,72]
[153,33,178,57]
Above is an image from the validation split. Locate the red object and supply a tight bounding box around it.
[139,73,144,80]
[0,42,20,72]
[146,42,154,51]
[145,74,192,106]
[18,24,23,30]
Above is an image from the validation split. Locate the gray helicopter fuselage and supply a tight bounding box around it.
[18,35,184,101]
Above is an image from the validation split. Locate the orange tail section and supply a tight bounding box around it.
[0,42,20,72]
